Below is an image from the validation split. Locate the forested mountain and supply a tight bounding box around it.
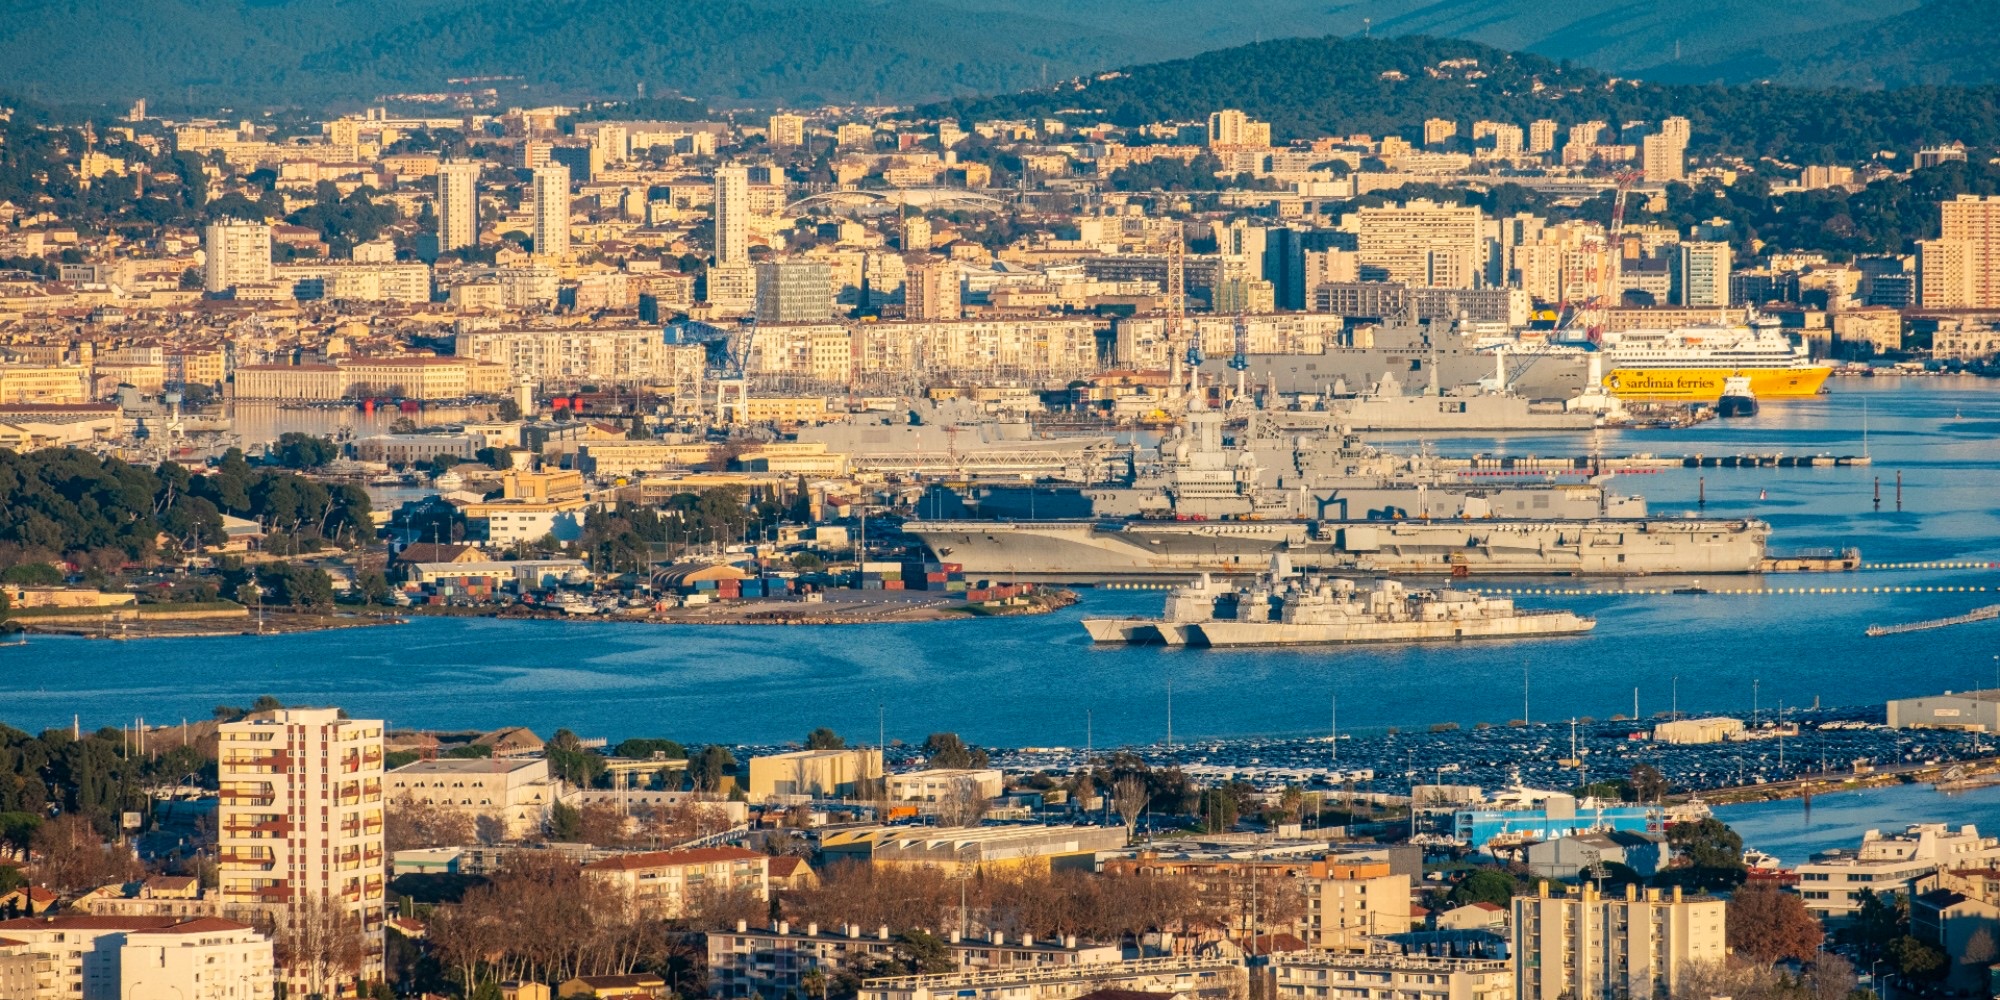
[1645,0,2000,89]
[929,35,2000,162]
[0,0,1958,111]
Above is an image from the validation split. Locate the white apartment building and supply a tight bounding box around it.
[271,261,432,304]
[1512,883,1726,1000]
[217,708,385,990]
[385,757,562,841]
[0,915,274,1000]
[1272,952,1512,1000]
[456,327,705,388]
[1797,824,2000,922]
[768,114,806,147]
[1672,242,1731,307]
[113,918,275,1000]
[529,165,571,260]
[203,219,273,292]
[1353,200,1485,289]
[715,165,750,267]
[437,161,481,252]
[582,847,770,919]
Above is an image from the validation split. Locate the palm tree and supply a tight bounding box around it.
[801,967,828,1000]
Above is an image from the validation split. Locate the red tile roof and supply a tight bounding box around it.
[0,915,180,931]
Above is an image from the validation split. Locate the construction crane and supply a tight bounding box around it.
[1228,308,1250,372]
[1164,221,1192,395]
[1565,170,1643,343]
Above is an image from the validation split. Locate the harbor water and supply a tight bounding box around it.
[6,379,2000,747]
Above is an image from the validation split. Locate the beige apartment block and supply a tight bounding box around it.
[1355,200,1485,289]
[1307,860,1413,950]
[583,847,769,919]
[217,708,385,991]
[1272,953,1512,1000]
[1512,883,1725,1000]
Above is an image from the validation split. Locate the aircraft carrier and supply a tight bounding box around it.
[906,394,1770,581]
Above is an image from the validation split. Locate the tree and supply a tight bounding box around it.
[1447,869,1519,908]
[385,794,476,853]
[28,813,140,895]
[1629,763,1668,803]
[921,733,988,770]
[545,729,605,787]
[274,892,369,999]
[547,801,583,840]
[805,727,845,750]
[1112,776,1148,842]
[1728,881,1825,964]
[689,746,737,793]
[274,432,339,470]
[1661,817,1747,891]
[1889,934,1948,981]
[932,777,991,827]
[496,398,522,421]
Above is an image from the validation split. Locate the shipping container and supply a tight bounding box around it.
[883,580,904,590]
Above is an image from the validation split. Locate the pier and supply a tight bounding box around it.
[1865,604,2000,637]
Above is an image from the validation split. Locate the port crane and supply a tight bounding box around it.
[715,319,755,424]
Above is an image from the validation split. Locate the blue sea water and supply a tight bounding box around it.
[5,378,1999,748]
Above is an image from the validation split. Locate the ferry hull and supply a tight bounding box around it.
[907,517,1770,582]
[1604,366,1830,400]
[1190,612,1595,647]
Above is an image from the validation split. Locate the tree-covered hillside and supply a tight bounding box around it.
[1646,0,2000,90]
[929,35,2000,162]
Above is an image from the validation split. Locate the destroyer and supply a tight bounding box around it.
[1084,563,1594,647]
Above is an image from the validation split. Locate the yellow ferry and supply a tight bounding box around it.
[1600,324,1831,400]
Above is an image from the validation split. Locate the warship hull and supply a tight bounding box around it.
[1189,610,1595,647]
[907,517,1769,581]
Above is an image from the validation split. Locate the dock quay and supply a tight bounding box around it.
[1866,604,2000,637]
[1763,549,1863,572]
[1441,453,1873,472]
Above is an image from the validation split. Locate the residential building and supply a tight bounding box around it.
[746,748,882,801]
[755,261,836,323]
[384,757,563,841]
[272,261,431,303]
[712,921,1127,1000]
[114,918,275,1000]
[1354,201,1484,289]
[715,165,750,267]
[1934,195,2000,307]
[768,114,806,147]
[1513,883,1725,1000]
[1919,239,1978,308]
[581,847,769,919]
[902,214,932,252]
[0,915,273,1000]
[1672,242,1730,307]
[217,707,385,990]
[1272,952,1512,1000]
[529,166,571,259]
[818,825,1128,872]
[1424,118,1458,146]
[1641,134,1684,184]
[456,327,704,389]
[1307,860,1412,950]
[1796,824,2000,922]
[861,955,1244,1000]
[1208,109,1270,148]
[437,161,481,253]
[885,768,1004,803]
[904,257,961,320]
[203,219,272,292]
[1528,120,1559,155]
